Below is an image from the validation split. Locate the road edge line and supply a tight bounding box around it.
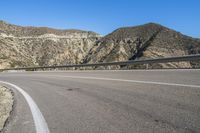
[0,81,50,133]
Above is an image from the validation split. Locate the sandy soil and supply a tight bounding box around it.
[0,86,13,131]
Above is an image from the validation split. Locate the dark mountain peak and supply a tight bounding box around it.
[143,22,163,27]
[115,22,164,31]
[100,23,166,42]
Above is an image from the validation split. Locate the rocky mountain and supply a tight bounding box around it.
[0,21,199,69]
[0,21,101,69]
[84,23,200,68]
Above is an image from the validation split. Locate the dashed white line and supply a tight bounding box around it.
[0,81,50,133]
[52,75,200,88]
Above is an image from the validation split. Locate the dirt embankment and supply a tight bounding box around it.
[0,86,14,132]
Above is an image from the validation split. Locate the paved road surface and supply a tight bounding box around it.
[0,70,200,133]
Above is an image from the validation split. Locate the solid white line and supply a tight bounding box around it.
[52,75,200,88]
[0,81,50,133]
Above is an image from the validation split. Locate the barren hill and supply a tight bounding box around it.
[84,23,200,68]
[0,21,101,69]
[0,21,199,69]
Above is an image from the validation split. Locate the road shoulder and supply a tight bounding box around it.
[0,86,14,132]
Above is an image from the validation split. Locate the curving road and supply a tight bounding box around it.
[0,70,200,133]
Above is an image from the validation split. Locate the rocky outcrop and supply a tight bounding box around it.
[84,23,200,68]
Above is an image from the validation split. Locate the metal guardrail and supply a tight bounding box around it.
[1,54,200,71]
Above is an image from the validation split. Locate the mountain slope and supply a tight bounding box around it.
[0,21,199,69]
[0,21,101,69]
[84,23,200,68]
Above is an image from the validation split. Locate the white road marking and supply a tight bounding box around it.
[0,81,50,133]
[52,75,200,88]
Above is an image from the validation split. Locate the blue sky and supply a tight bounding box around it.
[0,0,200,38]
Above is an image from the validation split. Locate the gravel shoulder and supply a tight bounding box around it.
[0,86,14,132]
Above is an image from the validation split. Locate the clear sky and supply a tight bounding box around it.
[0,0,200,38]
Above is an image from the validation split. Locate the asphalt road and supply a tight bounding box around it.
[0,70,200,133]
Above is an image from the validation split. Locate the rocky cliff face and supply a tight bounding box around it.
[0,21,199,69]
[84,23,200,68]
[0,21,101,69]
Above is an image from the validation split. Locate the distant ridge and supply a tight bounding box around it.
[0,20,100,37]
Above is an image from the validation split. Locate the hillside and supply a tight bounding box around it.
[0,21,101,69]
[0,21,199,69]
[84,23,200,68]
